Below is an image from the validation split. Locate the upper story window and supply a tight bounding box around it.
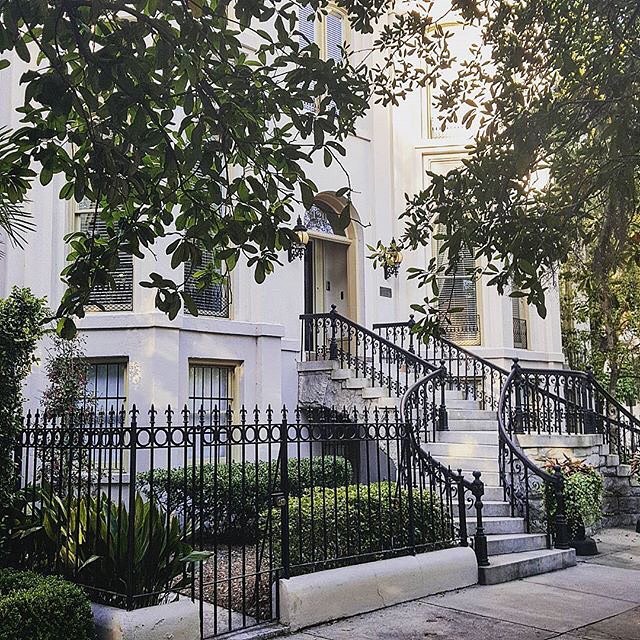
[76,198,133,312]
[298,4,348,112]
[435,234,480,346]
[298,4,347,62]
[184,249,231,318]
[428,25,482,142]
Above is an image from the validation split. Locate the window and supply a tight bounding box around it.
[304,202,346,236]
[184,251,231,317]
[436,238,480,346]
[85,360,127,421]
[298,4,346,61]
[428,25,482,141]
[76,198,133,311]
[512,296,528,349]
[188,363,234,426]
[298,4,347,111]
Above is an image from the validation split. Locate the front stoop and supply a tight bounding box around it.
[478,548,577,585]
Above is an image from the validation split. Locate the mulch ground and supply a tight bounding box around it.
[195,544,275,622]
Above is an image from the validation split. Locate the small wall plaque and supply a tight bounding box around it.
[379,286,392,299]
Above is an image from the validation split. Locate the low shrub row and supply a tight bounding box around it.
[136,455,352,543]
[270,481,452,574]
[0,568,93,640]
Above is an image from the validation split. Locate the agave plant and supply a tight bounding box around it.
[16,486,193,608]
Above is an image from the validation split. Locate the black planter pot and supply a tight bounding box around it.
[570,524,599,556]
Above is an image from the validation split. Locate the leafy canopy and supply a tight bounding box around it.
[2,0,437,334]
[395,0,640,333]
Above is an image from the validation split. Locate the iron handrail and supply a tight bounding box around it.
[374,315,508,376]
[302,309,440,373]
[400,369,490,565]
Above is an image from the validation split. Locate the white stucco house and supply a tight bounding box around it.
[0,6,565,417]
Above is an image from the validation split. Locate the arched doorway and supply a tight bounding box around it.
[303,194,359,320]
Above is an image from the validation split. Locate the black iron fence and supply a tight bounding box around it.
[11,403,466,639]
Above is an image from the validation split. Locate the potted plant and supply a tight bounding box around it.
[543,455,603,555]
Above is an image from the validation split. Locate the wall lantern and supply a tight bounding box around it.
[288,216,310,262]
[383,238,403,279]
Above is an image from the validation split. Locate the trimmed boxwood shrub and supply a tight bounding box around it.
[0,568,94,640]
[136,456,352,543]
[269,481,452,574]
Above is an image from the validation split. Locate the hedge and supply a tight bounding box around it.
[0,568,94,640]
[136,455,352,543]
[270,481,453,574]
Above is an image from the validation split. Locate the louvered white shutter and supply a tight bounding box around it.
[78,205,133,312]
[298,4,316,46]
[436,238,479,345]
[184,251,230,317]
[325,12,344,62]
[298,4,317,113]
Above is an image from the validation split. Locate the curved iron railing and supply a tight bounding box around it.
[301,307,438,397]
[400,370,490,566]
[374,315,509,410]
[498,365,570,549]
[507,365,640,464]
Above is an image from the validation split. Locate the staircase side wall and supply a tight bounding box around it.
[518,434,640,529]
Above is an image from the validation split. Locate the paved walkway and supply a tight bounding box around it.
[288,528,640,640]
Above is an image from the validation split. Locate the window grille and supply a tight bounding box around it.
[85,360,127,421]
[77,201,133,312]
[188,364,234,427]
[184,250,231,317]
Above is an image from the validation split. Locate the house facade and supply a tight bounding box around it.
[0,8,565,417]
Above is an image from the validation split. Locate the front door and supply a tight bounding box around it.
[304,238,349,315]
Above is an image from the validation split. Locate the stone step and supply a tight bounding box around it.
[481,486,505,501]
[478,548,576,585]
[361,387,388,399]
[437,431,498,445]
[427,442,498,460]
[444,390,465,400]
[428,455,499,473]
[330,368,354,381]
[485,533,549,555]
[343,377,372,390]
[446,419,497,432]
[464,516,525,536]
[375,397,401,409]
[446,409,497,421]
[445,399,481,410]
[478,501,512,518]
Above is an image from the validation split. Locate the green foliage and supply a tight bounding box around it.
[269,481,452,574]
[15,488,192,608]
[41,334,93,415]
[0,568,94,640]
[390,1,640,337]
[630,452,640,480]
[0,288,46,546]
[136,456,352,543]
[544,459,604,540]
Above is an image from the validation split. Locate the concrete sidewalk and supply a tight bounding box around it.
[288,528,640,640]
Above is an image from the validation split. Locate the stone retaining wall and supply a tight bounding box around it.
[517,434,639,529]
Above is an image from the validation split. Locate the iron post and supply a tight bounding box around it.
[471,470,490,567]
[456,469,468,547]
[329,304,338,360]
[438,360,449,431]
[553,465,570,549]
